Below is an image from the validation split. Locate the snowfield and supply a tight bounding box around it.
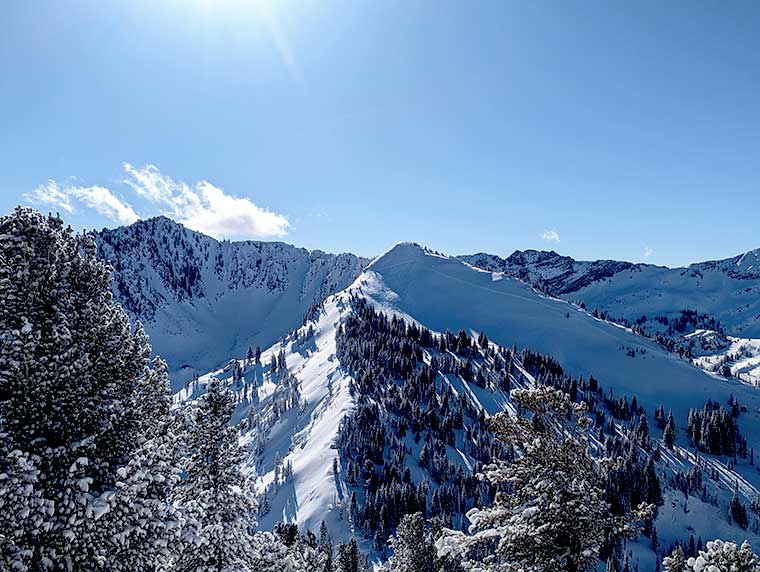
[176,290,361,540]
[691,334,760,386]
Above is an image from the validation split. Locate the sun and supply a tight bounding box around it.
[184,0,302,82]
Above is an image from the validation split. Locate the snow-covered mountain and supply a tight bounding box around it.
[95,217,367,385]
[373,244,760,424]
[181,242,760,569]
[460,248,760,338]
[89,214,760,566]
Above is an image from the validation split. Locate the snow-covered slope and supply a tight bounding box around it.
[689,331,760,386]
[461,250,635,294]
[176,291,358,538]
[95,217,367,385]
[460,248,760,337]
[178,241,760,570]
[375,243,760,433]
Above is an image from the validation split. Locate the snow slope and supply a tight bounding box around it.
[176,290,359,539]
[460,248,760,337]
[690,332,760,387]
[179,242,760,568]
[95,217,367,386]
[368,243,760,453]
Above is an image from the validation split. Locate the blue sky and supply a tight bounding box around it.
[1,1,758,265]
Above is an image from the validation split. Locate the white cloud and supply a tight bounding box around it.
[25,180,138,225]
[643,245,654,258]
[25,180,74,214]
[25,164,291,239]
[122,163,290,239]
[69,186,139,225]
[541,229,561,243]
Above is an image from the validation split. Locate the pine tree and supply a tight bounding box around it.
[336,538,366,572]
[730,492,749,529]
[0,431,47,571]
[249,530,327,572]
[175,378,258,571]
[0,208,178,570]
[387,513,436,572]
[662,545,687,572]
[663,411,676,449]
[95,356,184,572]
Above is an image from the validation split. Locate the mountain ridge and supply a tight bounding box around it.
[93,217,760,380]
[94,216,368,383]
[458,246,760,337]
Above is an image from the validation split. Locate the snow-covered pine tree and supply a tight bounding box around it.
[662,545,687,572]
[386,513,436,572]
[175,377,258,571]
[436,386,652,572]
[96,357,185,572]
[664,539,760,572]
[0,208,178,570]
[249,530,328,572]
[0,429,48,571]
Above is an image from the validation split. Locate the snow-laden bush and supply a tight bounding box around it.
[664,539,760,572]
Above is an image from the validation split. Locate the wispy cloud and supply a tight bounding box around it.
[26,164,291,240]
[541,229,561,243]
[312,208,330,221]
[25,180,75,214]
[122,163,290,239]
[25,181,138,225]
[71,186,139,225]
[643,245,654,258]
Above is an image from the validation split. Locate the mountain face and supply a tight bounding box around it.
[95,217,367,384]
[459,248,760,337]
[461,250,636,294]
[181,242,760,569]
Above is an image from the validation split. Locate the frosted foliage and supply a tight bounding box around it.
[664,540,760,572]
[0,208,178,570]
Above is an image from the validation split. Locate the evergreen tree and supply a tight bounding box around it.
[730,492,749,529]
[664,539,760,572]
[175,378,258,571]
[250,530,328,572]
[663,411,676,449]
[336,538,366,572]
[0,430,47,571]
[662,546,687,572]
[0,208,178,570]
[387,513,436,572]
[95,356,185,572]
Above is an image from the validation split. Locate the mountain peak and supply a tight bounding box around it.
[368,242,443,271]
[734,247,760,275]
